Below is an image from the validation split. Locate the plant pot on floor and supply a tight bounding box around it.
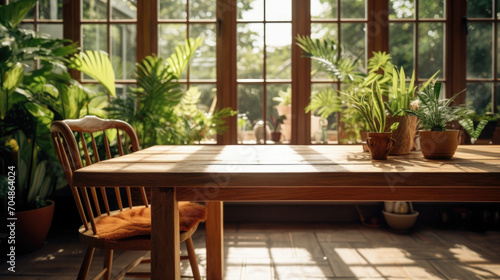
[385,115,418,155]
[271,132,282,142]
[419,130,459,159]
[9,200,55,254]
[383,211,419,231]
[366,132,396,160]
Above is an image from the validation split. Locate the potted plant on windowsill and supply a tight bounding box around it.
[269,114,286,142]
[405,82,467,159]
[460,111,499,144]
[272,88,292,142]
[344,82,399,160]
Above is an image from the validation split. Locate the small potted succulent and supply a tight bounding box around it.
[405,82,467,159]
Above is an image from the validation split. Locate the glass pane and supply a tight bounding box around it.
[19,24,34,30]
[190,24,217,80]
[311,0,336,19]
[111,24,136,79]
[82,0,107,20]
[237,23,264,79]
[341,23,366,71]
[159,0,187,19]
[238,0,264,21]
[310,23,338,80]
[265,0,291,21]
[39,0,62,20]
[467,0,493,18]
[238,84,264,144]
[111,0,137,19]
[389,22,414,76]
[82,24,107,52]
[267,84,291,143]
[389,0,414,19]
[418,22,444,79]
[466,82,494,115]
[341,0,365,19]
[190,0,216,19]
[192,84,217,112]
[419,0,444,19]
[266,23,291,80]
[158,24,187,58]
[38,24,63,39]
[115,84,131,99]
[467,23,493,78]
[310,84,338,144]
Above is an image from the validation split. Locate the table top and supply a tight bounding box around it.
[73,145,500,190]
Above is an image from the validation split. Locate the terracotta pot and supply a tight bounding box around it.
[271,131,281,142]
[275,105,292,142]
[366,132,396,160]
[14,200,54,254]
[385,115,418,155]
[419,130,459,159]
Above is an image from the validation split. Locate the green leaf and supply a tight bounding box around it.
[166,37,203,79]
[0,0,37,29]
[69,50,116,97]
[1,62,24,119]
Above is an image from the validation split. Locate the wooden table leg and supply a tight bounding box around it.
[206,201,224,280]
[152,188,180,280]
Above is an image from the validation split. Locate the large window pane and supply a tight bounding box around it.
[418,22,444,79]
[82,0,107,20]
[111,0,137,20]
[38,24,63,39]
[266,23,291,80]
[389,22,414,75]
[389,0,414,19]
[467,0,493,18]
[310,23,338,80]
[467,23,493,79]
[238,0,264,21]
[311,0,336,19]
[111,24,136,79]
[39,0,62,20]
[341,0,365,19]
[310,84,338,144]
[265,0,291,21]
[419,0,444,19]
[82,24,107,52]
[190,0,216,19]
[237,23,264,79]
[158,24,187,59]
[466,82,494,115]
[190,24,217,80]
[159,0,187,19]
[238,84,264,143]
[341,23,366,71]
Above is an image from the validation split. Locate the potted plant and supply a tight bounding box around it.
[272,88,292,142]
[0,0,117,253]
[269,114,286,142]
[344,82,399,160]
[460,111,499,144]
[405,82,467,159]
[383,201,419,231]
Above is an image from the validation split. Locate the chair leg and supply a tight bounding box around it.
[103,249,113,280]
[78,247,95,280]
[185,237,201,280]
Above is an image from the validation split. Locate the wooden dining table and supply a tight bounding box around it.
[72,145,500,280]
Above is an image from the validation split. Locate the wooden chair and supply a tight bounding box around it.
[50,116,205,280]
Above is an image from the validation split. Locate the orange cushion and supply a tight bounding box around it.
[95,202,206,240]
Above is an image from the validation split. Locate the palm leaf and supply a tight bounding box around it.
[69,50,116,97]
[166,37,203,79]
[305,88,343,119]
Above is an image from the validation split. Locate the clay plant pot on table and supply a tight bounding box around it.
[405,82,467,159]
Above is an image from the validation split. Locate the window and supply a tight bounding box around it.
[466,0,499,115]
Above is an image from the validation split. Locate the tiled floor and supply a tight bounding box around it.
[1,223,500,279]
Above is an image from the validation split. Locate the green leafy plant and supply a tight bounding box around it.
[459,118,488,144]
[344,82,399,133]
[405,82,467,131]
[107,38,236,147]
[272,88,292,106]
[269,114,286,133]
[0,0,115,210]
